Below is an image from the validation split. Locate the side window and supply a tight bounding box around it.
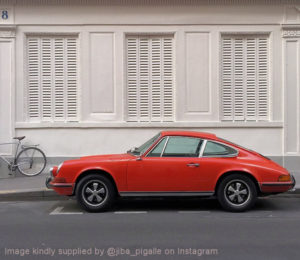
[147,138,167,157]
[162,137,202,157]
[203,141,237,157]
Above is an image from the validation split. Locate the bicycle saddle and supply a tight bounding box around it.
[13,136,26,141]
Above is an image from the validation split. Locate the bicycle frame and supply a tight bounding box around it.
[0,141,21,166]
[0,139,39,163]
[0,137,45,176]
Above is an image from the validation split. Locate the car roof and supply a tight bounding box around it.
[160,131,218,140]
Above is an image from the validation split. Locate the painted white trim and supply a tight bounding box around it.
[0,26,16,38]
[15,121,283,128]
[282,29,300,38]
[199,139,207,157]
[0,0,299,6]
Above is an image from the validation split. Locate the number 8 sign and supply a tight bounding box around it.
[0,8,12,23]
[2,10,8,20]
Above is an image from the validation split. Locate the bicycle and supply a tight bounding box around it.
[0,136,47,177]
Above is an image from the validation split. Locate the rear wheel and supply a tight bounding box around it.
[217,174,257,212]
[76,174,116,212]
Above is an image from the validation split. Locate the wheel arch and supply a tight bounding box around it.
[73,169,119,196]
[214,171,261,196]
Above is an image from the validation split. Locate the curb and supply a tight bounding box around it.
[287,189,300,195]
[0,188,299,200]
[0,188,60,199]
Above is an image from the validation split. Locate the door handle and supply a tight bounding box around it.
[186,163,199,167]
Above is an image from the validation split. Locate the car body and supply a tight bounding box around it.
[46,131,295,212]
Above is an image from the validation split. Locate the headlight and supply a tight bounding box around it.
[49,167,54,177]
[278,175,291,182]
[57,163,63,174]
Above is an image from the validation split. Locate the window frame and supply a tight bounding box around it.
[201,140,239,158]
[25,33,80,123]
[144,136,239,158]
[125,33,175,123]
[145,136,169,157]
[145,136,204,158]
[220,32,270,122]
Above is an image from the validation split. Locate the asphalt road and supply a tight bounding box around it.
[0,195,300,260]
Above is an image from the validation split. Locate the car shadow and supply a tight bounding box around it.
[57,194,298,214]
[110,196,280,212]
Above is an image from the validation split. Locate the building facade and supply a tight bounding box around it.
[0,0,299,178]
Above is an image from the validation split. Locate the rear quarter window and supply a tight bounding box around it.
[203,141,237,157]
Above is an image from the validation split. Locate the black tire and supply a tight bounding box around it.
[217,174,257,212]
[76,174,116,212]
[16,147,47,176]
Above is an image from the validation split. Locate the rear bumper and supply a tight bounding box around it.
[45,176,74,196]
[260,175,296,193]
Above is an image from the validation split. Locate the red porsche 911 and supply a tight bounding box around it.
[46,131,295,212]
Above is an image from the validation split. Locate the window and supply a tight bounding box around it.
[203,141,237,157]
[221,34,269,121]
[129,133,161,156]
[147,137,167,157]
[126,35,174,122]
[162,137,202,157]
[27,35,78,122]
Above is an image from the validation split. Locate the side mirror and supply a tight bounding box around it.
[136,157,142,161]
[130,147,138,153]
[127,147,138,153]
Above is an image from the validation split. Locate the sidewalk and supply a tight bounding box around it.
[0,172,299,199]
[0,173,58,199]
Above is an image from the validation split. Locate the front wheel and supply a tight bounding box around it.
[76,174,116,212]
[217,174,257,212]
[16,147,47,176]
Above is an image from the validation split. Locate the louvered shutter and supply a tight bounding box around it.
[162,37,173,120]
[127,37,138,121]
[27,36,78,122]
[28,38,40,119]
[66,38,78,119]
[126,35,174,122]
[257,38,268,119]
[221,35,269,121]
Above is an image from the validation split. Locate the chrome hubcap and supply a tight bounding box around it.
[82,180,107,206]
[224,180,250,206]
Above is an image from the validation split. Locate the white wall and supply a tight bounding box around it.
[15,127,282,157]
[14,24,284,124]
[0,36,14,155]
[0,1,299,164]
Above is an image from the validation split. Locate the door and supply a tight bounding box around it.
[127,136,206,192]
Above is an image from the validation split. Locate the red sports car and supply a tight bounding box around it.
[46,131,295,212]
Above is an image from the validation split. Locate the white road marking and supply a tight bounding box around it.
[114,211,148,214]
[50,206,83,215]
[178,211,211,214]
[221,211,274,218]
[48,207,273,216]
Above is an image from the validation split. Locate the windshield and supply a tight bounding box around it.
[128,133,161,156]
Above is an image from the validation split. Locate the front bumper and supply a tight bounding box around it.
[45,176,52,189]
[45,174,74,196]
[260,174,296,193]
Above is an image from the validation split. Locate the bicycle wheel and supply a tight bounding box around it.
[16,147,47,176]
